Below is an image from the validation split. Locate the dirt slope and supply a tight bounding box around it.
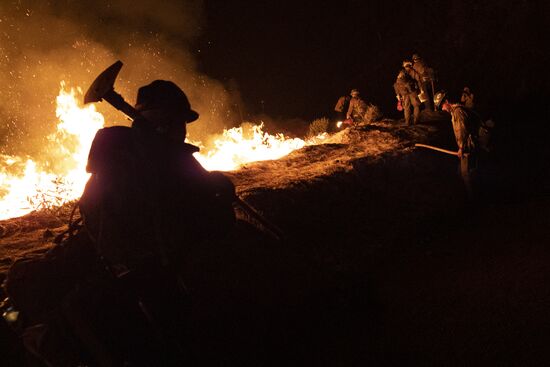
[2,118,550,366]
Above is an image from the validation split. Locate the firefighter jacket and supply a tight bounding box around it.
[393,70,418,97]
[347,96,367,119]
[448,105,481,154]
[412,60,434,83]
[79,123,236,268]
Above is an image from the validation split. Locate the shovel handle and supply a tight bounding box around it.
[415,143,459,157]
[234,197,284,241]
[103,89,142,121]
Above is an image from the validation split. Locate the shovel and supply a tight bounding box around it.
[84,60,142,120]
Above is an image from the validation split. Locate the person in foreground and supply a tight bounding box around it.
[80,79,236,272]
[4,80,237,367]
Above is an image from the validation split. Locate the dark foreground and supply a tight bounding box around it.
[2,118,550,366]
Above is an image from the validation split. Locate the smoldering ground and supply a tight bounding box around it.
[0,0,243,164]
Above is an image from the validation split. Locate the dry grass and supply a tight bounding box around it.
[307,117,330,138]
[0,121,425,277]
[363,104,383,123]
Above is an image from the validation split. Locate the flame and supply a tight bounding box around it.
[0,84,326,220]
[0,82,104,220]
[192,124,326,171]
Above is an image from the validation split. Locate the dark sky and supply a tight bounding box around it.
[195,0,549,123]
[0,0,548,153]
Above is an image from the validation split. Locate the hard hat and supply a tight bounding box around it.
[412,54,421,61]
[350,89,360,96]
[135,80,199,123]
[433,90,447,109]
[402,60,413,68]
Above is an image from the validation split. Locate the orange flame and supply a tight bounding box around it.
[192,124,326,171]
[0,83,104,220]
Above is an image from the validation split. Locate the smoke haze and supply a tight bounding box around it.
[0,0,242,161]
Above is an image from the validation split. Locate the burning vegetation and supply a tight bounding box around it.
[0,84,103,219]
[0,83,328,220]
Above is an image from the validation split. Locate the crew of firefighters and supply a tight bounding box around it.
[332,52,492,199]
[335,52,481,128]
[392,53,437,125]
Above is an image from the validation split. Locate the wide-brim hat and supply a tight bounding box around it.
[135,80,199,123]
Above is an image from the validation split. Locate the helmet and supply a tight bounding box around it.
[412,54,421,61]
[433,90,447,109]
[350,89,360,96]
[402,60,412,68]
[136,80,199,123]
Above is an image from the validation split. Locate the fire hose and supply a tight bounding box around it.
[414,143,459,157]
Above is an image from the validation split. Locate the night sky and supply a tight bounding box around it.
[0,0,548,153]
[196,0,549,124]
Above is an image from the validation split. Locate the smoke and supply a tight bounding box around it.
[0,0,242,159]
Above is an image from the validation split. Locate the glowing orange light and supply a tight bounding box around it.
[0,82,104,219]
[192,124,326,171]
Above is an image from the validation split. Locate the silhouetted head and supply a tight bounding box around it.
[402,60,413,69]
[350,89,360,97]
[135,80,199,138]
[412,54,421,62]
